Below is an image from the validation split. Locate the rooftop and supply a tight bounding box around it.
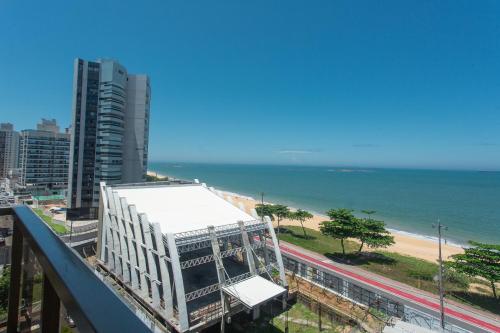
[222,275,286,308]
[113,183,255,234]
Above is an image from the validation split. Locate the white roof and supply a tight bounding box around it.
[222,276,286,308]
[113,184,255,234]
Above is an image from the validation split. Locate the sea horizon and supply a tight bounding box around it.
[149,161,500,245]
[149,160,500,173]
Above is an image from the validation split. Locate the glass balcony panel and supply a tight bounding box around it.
[17,242,42,333]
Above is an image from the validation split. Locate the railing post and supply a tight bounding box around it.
[9,205,152,332]
[7,219,23,333]
[41,274,60,333]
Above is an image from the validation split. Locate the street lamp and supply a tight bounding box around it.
[432,219,448,331]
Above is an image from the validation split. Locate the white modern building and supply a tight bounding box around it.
[68,58,150,219]
[97,181,287,332]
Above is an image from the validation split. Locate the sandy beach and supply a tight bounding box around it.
[147,171,464,262]
[147,170,168,178]
[221,191,464,262]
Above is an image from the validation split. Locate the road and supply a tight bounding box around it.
[278,241,500,333]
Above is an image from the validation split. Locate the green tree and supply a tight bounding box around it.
[288,209,313,238]
[255,204,275,220]
[272,204,290,242]
[361,210,376,219]
[446,241,500,299]
[320,208,360,255]
[357,218,394,253]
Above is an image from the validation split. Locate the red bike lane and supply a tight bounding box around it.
[279,243,500,333]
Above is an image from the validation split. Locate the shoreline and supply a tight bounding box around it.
[147,170,464,262]
[220,190,466,248]
[221,190,465,262]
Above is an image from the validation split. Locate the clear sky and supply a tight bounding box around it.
[1,0,499,170]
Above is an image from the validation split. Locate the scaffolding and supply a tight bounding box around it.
[97,181,288,332]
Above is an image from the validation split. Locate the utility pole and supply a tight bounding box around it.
[260,192,265,221]
[433,219,447,331]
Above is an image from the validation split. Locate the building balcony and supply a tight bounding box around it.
[0,206,152,333]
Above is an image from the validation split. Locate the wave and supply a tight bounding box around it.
[386,228,467,248]
[327,168,373,173]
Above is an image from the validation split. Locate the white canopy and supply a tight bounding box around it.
[113,184,255,234]
[222,276,286,308]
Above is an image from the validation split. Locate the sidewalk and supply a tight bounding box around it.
[278,240,500,332]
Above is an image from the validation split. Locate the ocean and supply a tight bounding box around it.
[148,162,500,245]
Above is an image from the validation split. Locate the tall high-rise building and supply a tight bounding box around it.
[19,119,70,196]
[68,58,150,218]
[0,123,19,178]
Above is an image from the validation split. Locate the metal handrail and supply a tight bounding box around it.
[4,205,152,333]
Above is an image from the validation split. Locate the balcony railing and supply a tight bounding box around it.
[0,206,152,333]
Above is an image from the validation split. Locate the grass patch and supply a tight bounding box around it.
[61,326,75,333]
[361,251,439,291]
[280,226,440,291]
[279,226,499,315]
[448,292,500,314]
[278,226,359,255]
[33,208,67,235]
[228,300,346,333]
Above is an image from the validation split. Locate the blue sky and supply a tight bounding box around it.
[1,0,499,170]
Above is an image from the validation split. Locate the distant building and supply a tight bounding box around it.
[68,58,150,219]
[19,119,70,196]
[0,123,19,178]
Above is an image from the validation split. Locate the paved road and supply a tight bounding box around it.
[278,241,500,333]
[61,230,97,244]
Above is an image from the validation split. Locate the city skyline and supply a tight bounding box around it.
[1,0,500,170]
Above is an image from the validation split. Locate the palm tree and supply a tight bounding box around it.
[289,209,313,238]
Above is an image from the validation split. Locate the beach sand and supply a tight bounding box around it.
[147,170,168,178]
[220,191,464,262]
[146,170,463,262]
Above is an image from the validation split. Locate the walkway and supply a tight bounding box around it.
[278,241,500,333]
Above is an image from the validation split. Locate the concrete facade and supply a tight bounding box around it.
[18,119,70,196]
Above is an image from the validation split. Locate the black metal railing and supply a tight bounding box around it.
[0,205,152,333]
